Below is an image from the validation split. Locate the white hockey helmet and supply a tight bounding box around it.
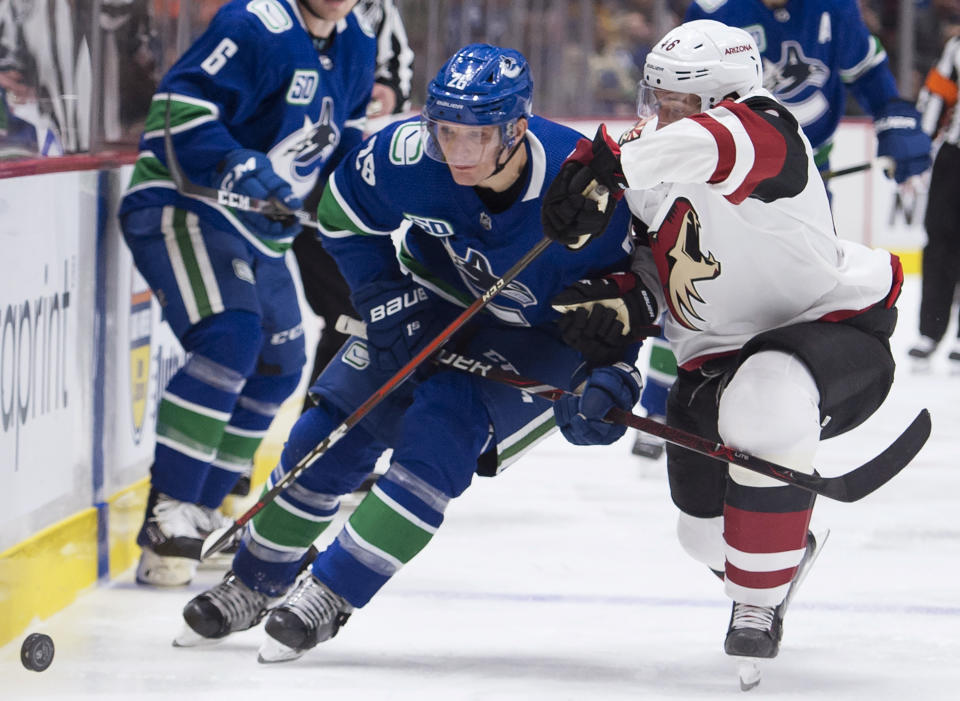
[641,19,762,113]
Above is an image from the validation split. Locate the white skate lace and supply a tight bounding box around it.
[153,495,212,538]
[197,505,234,535]
[730,603,775,631]
[205,573,270,630]
[284,577,350,629]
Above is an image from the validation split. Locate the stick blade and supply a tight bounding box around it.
[200,525,235,561]
[821,409,931,502]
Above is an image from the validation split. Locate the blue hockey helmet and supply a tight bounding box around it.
[422,44,533,166]
[425,43,533,125]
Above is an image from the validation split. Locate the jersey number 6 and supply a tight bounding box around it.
[201,38,238,76]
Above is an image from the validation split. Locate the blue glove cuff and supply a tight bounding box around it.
[584,362,644,412]
[874,99,932,183]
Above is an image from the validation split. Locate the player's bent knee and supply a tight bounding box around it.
[718,351,820,483]
[182,310,264,376]
[676,512,725,573]
[394,372,492,498]
[279,402,380,494]
[243,370,302,407]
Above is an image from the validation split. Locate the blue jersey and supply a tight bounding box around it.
[120,0,377,257]
[315,115,635,330]
[686,0,898,158]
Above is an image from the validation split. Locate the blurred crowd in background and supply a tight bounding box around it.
[2,0,959,159]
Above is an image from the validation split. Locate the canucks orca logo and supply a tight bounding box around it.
[445,243,538,326]
[291,98,339,172]
[269,97,340,198]
[764,41,829,101]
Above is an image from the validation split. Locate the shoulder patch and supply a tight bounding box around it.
[389,122,424,165]
[286,70,319,104]
[245,0,293,33]
[693,0,729,12]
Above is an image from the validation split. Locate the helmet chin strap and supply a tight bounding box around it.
[487,135,526,180]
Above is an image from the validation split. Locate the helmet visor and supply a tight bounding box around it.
[421,114,507,167]
[637,82,703,129]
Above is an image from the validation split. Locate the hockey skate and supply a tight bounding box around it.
[725,529,829,691]
[174,571,277,646]
[257,574,353,663]
[949,346,960,374]
[229,472,252,496]
[136,489,233,586]
[908,336,937,372]
[631,415,666,459]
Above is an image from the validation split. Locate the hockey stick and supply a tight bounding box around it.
[335,315,663,346]
[162,99,322,229]
[199,234,557,558]
[336,319,930,500]
[430,349,930,503]
[821,156,895,181]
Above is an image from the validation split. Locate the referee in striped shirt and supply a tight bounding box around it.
[910,35,960,365]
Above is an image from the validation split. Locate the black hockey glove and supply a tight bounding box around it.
[551,272,659,366]
[541,124,628,250]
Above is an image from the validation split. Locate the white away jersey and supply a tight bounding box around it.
[620,89,900,369]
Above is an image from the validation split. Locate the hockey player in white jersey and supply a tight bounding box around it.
[541,20,902,689]
[632,0,934,460]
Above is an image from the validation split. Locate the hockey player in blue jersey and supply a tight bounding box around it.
[118,0,376,587]
[631,0,933,460]
[172,43,638,663]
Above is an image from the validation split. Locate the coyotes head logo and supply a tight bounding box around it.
[652,198,720,330]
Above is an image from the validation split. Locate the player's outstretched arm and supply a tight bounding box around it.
[541,125,626,250]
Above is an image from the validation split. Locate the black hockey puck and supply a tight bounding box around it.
[20,633,55,671]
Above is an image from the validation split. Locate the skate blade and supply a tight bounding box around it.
[172,623,223,648]
[785,528,830,609]
[737,658,762,692]
[136,550,198,587]
[909,357,932,374]
[257,636,306,664]
[197,551,233,570]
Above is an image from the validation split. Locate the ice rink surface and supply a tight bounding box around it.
[2,276,959,700]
